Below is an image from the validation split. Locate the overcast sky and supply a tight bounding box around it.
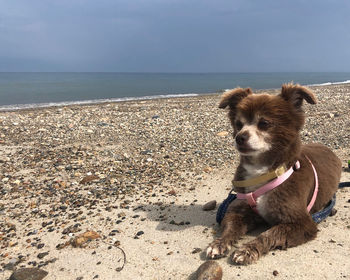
[1,0,350,72]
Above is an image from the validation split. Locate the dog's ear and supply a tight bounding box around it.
[218,88,252,109]
[280,83,317,108]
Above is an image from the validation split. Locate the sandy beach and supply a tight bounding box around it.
[0,84,349,280]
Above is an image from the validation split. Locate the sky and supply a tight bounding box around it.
[0,0,350,72]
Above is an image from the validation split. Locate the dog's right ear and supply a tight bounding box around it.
[218,88,252,109]
[280,83,317,108]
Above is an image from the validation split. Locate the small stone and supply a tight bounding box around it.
[117,212,126,218]
[71,231,100,248]
[217,131,229,137]
[4,258,19,270]
[192,248,202,254]
[136,231,144,236]
[60,205,67,211]
[80,175,99,184]
[80,231,100,239]
[273,270,279,276]
[37,252,49,259]
[9,268,48,280]
[168,189,176,196]
[203,167,213,173]
[202,200,217,211]
[65,165,73,171]
[330,208,337,216]
[56,242,69,250]
[140,150,152,155]
[48,258,58,263]
[196,260,223,280]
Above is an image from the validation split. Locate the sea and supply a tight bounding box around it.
[0,72,349,111]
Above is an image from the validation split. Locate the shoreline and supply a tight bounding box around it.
[0,93,204,113]
[0,81,349,113]
[0,83,349,279]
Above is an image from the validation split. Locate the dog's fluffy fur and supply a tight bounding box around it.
[207,83,342,265]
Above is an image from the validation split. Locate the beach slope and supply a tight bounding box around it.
[0,84,349,279]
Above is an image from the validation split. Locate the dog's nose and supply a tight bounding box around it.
[236,132,249,145]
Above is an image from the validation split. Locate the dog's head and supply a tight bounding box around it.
[219,83,316,158]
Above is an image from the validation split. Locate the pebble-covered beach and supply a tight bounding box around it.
[1,84,349,280]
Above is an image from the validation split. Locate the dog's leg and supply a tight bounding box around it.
[232,217,317,265]
[207,211,258,259]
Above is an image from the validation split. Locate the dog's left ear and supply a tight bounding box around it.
[218,88,252,109]
[280,83,317,108]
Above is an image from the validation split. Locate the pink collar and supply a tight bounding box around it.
[236,156,318,214]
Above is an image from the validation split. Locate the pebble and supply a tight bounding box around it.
[4,258,19,270]
[202,200,217,211]
[203,167,213,173]
[71,231,101,248]
[217,131,229,137]
[330,208,337,216]
[9,268,48,280]
[80,175,99,184]
[37,243,45,249]
[191,248,202,254]
[37,252,49,259]
[196,260,223,280]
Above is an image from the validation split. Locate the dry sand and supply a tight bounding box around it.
[0,84,349,280]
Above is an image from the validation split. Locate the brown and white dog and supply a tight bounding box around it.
[207,83,342,265]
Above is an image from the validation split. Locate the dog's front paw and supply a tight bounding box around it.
[206,238,232,259]
[232,246,259,265]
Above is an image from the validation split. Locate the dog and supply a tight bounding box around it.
[206,83,342,265]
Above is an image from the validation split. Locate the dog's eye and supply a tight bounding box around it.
[235,120,243,130]
[258,119,270,130]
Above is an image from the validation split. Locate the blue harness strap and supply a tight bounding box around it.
[311,195,336,223]
[216,182,350,225]
[216,193,236,224]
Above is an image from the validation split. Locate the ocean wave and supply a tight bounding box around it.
[0,93,200,111]
[308,79,350,86]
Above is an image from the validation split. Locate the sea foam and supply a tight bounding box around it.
[0,93,199,111]
[308,79,350,86]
